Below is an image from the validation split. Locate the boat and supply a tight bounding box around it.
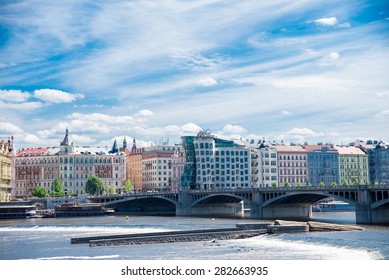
[54,202,115,217]
[313,200,355,212]
[26,210,43,219]
[0,205,38,219]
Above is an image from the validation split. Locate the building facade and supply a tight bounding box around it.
[335,146,368,185]
[275,145,307,187]
[126,139,144,191]
[12,129,126,197]
[0,139,12,201]
[257,140,278,188]
[142,145,182,191]
[306,145,339,186]
[374,142,389,184]
[170,151,186,190]
[181,131,251,190]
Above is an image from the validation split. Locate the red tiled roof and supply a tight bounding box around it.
[16,148,49,157]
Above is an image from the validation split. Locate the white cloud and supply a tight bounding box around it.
[327,52,340,60]
[314,17,338,26]
[0,89,30,102]
[376,90,389,98]
[376,109,389,118]
[338,22,351,28]
[34,89,84,103]
[0,101,44,110]
[0,122,24,134]
[281,110,292,116]
[66,112,134,125]
[197,77,218,87]
[221,124,247,135]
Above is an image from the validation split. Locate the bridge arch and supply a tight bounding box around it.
[371,198,389,209]
[104,195,178,207]
[262,192,357,208]
[191,193,251,208]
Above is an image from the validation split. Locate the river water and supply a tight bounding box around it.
[0,213,388,260]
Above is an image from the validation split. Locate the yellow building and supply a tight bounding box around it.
[126,139,143,191]
[0,140,12,202]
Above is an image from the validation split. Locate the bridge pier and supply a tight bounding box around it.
[176,189,192,216]
[262,203,312,221]
[249,190,263,219]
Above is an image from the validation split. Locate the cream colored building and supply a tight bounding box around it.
[0,140,12,202]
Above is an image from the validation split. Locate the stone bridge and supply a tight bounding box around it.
[90,185,389,225]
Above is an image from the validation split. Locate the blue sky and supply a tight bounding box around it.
[0,0,388,149]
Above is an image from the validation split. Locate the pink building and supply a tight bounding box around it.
[274,145,308,186]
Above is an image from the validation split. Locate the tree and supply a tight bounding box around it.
[306,182,312,187]
[32,187,48,198]
[284,182,291,187]
[104,183,115,195]
[85,176,104,195]
[50,178,64,197]
[342,180,349,186]
[364,179,370,186]
[296,182,301,187]
[271,182,278,188]
[123,179,134,192]
[319,181,325,187]
[353,178,359,186]
[331,182,337,187]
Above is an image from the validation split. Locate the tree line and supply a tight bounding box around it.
[31,176,134,198]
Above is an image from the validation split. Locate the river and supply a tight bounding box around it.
[0,212,388,260]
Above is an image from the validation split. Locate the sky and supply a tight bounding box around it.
[0,0,388,149]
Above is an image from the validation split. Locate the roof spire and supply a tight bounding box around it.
[109,138,119,154]
[61,128,71,146]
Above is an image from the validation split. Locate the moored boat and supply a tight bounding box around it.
[313,200,355,212]
[54,202,114,217]
[0,205,38,219]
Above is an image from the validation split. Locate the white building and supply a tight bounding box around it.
[12,129,126,197]
[192,134,251,189]
[257,139,278,187]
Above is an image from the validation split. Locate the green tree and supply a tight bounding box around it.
[306,182,312,187]
[284,182,291,187]
[32,187,48,198]
[85,176,104,195]
[364,179,370,186]
[123,179,134,192]
[331,182,337,187]
[353,178,359,186]
[319,181,325,187]
[50,178,65,197]
[342,180,349,186]
[104,183,115,195]
[271,182,278,188]
[296,182,301,187]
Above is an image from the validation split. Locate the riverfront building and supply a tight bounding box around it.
[170,151,186,190]
[142,144,182,191]
[0,139,12,201]
[126,139,144,191]
[12,129,126,197]
[181,131,251,190]
[305,145,339,186]
[257,139,278,188]
[374,142,389,184]
[335,146,368,185]
[275,144,307,187]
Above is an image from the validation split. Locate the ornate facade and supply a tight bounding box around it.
[12,129,126,197]
[0,139,12,201]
